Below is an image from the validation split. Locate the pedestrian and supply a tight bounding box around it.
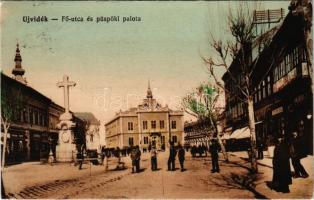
[210,138,220,173]
[130,147,137,173]
[290,132,309,178]
[151,147,158,171]
[101,146,106,165]
[178,144,185,172]
[191,146,196,157]
[257,138,264,160]
[198,145,203,157]
[268,137,292,193]
[168,142,177,171]
[77,145,85,170]
[135,145,141,172]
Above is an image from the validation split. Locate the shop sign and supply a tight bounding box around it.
[302,62,309,76]
[287,68,297,82]
[272,106,283,116]
[32,133,41,139]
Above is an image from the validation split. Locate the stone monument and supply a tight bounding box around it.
[55,75,77,162]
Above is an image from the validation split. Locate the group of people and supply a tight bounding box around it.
[167,143,186,171]
[129,143,186,173]
[268,132,309,193]
[190,145,208,157]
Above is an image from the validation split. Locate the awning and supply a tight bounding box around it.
[220,134,231,140]
[229,127,250,139]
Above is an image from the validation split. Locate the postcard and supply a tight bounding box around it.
[1,1,313,199]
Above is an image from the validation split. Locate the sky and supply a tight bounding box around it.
[1,1,290,127]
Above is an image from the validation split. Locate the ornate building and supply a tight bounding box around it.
[105,83,184,151]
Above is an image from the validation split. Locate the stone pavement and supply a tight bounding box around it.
[2,150,314,199]
[2,157,129,196]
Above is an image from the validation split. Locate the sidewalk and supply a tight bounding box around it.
[229,150,314,171]
[229,150,314,199]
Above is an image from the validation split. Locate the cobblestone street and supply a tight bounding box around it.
[3,151,313,199]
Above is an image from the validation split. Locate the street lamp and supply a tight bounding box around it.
[48,136,54,165]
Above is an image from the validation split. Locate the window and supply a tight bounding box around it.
[39,113,43,126]
[29,108,33,124]
[128,122,133,131]
[258,85,261,102]
[151,120,156,129]
[129,137,134,146]
[90,134,94,142]
[143,121,148,130]
[262,80,266,99]
[23,108,27,123]
[35,110,39,125]
[161,136,165,144]
[267,76,271,96]
[172,135,177,143]
[144,137,148,144]
[171,121,176,129]
[160,120,164,129]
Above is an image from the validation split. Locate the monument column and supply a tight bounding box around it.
[55,75,77,162]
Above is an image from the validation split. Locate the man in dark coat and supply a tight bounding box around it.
[178,144,185,171]
[130,147,137,173]
[191,145,196,157]
[135,146,141,172]
[77,145,85,170]
[150,147,158,171]
[210,138,220,173]
[168,143,177,171]
[290,132,309,178]
[257,138,264,160]
[270,137,292,193]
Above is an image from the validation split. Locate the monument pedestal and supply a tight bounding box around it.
[56,118,77,162]
[55,75,78,162]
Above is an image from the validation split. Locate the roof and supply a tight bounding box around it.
[1,72,51,103]
[74,112,100,125]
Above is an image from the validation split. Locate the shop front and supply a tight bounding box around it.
[5,129,27,164]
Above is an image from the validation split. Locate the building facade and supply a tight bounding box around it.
[74,112,101,151]
[184,120,211,147]
[105,84,184,151]
[222,4,313,154]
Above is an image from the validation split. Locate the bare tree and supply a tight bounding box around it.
[182,82,229,161]
[1,84,24,167]
[203,4,286,173]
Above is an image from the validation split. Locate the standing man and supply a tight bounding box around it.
[77,145,85,170]
[151,147,158,171]
[290,132,309,178]
[178,144,185,172]
[257,138,264,160]
[168,142,177,171]
[130,146,137,173]
[135,145,141,172]
[210,138,220,173]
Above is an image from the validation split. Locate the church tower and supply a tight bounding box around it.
[12,43,26,84]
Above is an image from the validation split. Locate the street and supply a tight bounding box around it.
[3,151,313,199]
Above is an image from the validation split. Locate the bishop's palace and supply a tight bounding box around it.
[105,84,184,151]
